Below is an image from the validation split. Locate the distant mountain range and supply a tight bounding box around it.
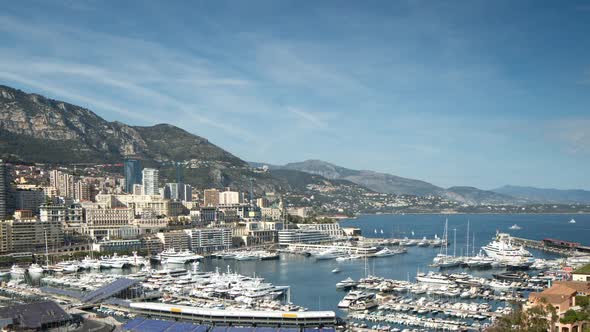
[249,160,520,205]
[492,185,590,204]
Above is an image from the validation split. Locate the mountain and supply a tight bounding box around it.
[252,159,529,205]
[445,186,521,205]
[0,85,244,166]
[493,185,590,204]
[0,85,380,210]
[253,159,445,196]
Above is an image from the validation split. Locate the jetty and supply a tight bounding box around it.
[511,237,590,256]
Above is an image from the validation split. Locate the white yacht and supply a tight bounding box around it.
[336,277,359,289]
[415,272,452,285]
[10,265,25,278]
[509,224,522,230]
[569,218,576,224]
[27,263,44,276]
[159,248,203,264]
[314,248,342,260]
[482,233,531,263]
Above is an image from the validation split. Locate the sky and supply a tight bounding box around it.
[1,0,589,190]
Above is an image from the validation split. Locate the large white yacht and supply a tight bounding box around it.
[482,232,531,263]
[159,248,203,264]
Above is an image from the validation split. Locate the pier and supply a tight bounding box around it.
[511,237,590,256]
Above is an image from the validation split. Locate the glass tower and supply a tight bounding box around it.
[123,159,142,193]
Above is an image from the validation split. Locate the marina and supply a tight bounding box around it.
[0,214,589,331]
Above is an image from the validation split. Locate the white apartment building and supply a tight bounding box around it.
[142,168,159,196]
[219,190,244,205]
[184,228,232,253]
[297,223,345,238]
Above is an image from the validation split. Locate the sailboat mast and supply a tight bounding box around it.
[466,220,470,258]
[453,228,457,257]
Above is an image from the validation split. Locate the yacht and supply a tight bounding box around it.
[417,237,429,247]
[314,248,341,260]
[27,263,44,276]
[338,290,373,308]
[348,293,378,311]
[159,248,203,264]
[332,267,342,273]
[10,265,25,278]
[336,277,359,289]
[374,247,399,257]
[482,232,532,263]
[415,272,452,285]
[569,218,576,224]
[509,224,522,230]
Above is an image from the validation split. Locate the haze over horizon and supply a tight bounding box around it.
[1,1,589,190]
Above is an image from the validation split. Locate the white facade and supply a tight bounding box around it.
[184,228,232,253]
[219,190,244,205]
[142,168,159,196]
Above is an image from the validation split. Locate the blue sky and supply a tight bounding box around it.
[1,1,589,190]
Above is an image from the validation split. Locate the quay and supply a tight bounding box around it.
[511,237,590,256]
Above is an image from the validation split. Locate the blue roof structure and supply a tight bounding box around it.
[122,318,209,332]
[81,278,138,304]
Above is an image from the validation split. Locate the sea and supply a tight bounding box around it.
[13,214,590,319]
[203,214,590,313]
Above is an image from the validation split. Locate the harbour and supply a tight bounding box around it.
[0,214,588,331]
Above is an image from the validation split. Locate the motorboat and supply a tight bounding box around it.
[415,272,452,285]
[314,248,341,260]
[27,263,44,276]
[159,248,203,264]
[569,218,576,224]
[482,232,532,263]
[338,290,374,308]
[374,247,400,257]
[10,264,25,278]
[417,237,429,247]
[332,267,342,273]
[509,224,522,230]
[336,277,359,289]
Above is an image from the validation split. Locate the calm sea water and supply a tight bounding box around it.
[204,214,589,313]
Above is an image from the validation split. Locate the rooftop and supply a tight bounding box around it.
[0,301,72,329]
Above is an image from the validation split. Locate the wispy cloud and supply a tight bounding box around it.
[549,118,590,154]
[286,106,327,129]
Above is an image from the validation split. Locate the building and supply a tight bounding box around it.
[142,168,159,196]
[256,197,270,208]
[74,180,92,201]
[50,170,75,198]
[297,223,345,238]
[0,218,63,254]
[95,194,173,217]
[219,189,244,205]
[287,207,312,219]
[203,189,220,207]
[261,207,282,221]
[15,189,45,214]
[184,228,232,253]
[124,159,142,193]
[163,183,193,201]
[0,301,73,331]
[132,184,143,196]
[278,229,332,245]
[572,264,590,282]
[156,231,190,251]
[526,281,590,332]
[84,206,134,239]
[0,160,15,220]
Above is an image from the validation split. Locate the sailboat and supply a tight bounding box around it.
[432,219,461,268]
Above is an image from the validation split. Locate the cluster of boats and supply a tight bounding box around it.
[154,248,203,264]
[309,246,407,262]
[4,252,151,278]
[213,250,279,261]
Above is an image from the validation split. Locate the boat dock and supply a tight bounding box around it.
[511,237,590,256]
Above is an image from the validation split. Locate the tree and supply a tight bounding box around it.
[487,299,557,332]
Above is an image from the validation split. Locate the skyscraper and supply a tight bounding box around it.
[142,168,159,196]
[0,160,14,220]
[124,159,142,193]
